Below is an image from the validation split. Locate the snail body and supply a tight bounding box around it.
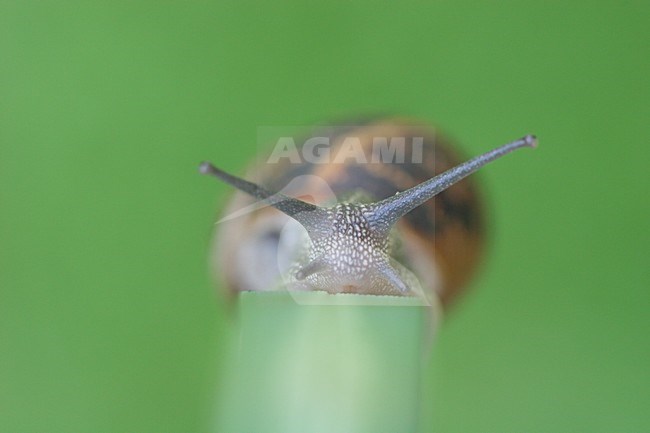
[203,118,536,307]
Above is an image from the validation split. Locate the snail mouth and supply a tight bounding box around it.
[341,284,361,294]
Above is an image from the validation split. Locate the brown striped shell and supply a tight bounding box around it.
[211,118,485,307]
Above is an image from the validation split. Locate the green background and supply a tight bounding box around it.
[1,1,648,432]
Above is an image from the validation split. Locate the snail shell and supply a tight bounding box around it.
[210,118,487,307]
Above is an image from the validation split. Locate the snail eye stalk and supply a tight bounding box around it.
[199,161,331,239]
[367,135,537,237]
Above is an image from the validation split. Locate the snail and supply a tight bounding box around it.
[201,118,536,307]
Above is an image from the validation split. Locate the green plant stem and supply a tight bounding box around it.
[215,291,432,433]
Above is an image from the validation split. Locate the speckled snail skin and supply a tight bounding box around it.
[202,118,536,308]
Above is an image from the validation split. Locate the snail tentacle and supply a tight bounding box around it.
[368,135,537,236]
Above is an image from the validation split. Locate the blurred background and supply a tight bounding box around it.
[1,1,648,432]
